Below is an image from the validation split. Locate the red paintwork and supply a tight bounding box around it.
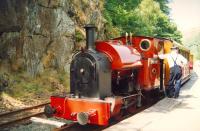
[96,40,142,70]
[114,36,161,90]
[114,36,155,58]
[50,96,111,125]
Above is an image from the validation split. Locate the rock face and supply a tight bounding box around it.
[0,0,105,77]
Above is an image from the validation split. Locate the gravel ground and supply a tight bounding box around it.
[6,123,55,131]
[1,117,72,131]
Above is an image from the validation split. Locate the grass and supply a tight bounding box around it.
[1,69,70,102]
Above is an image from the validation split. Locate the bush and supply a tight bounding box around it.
[75,30,85,42]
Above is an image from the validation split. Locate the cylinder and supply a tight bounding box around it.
[84,24,96,50]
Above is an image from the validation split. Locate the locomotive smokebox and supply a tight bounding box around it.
[84,24,96,50]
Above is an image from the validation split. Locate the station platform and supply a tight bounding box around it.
[105,64,200,131]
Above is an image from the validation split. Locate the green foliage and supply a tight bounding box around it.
[103,0,141,37]
[104,0,182,42]
[155,0,170,14]
[75,30,85,42]
[154,13,182,43]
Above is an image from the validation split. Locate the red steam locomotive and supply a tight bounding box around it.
[44,25,191,126]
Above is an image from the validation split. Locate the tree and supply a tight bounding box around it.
[103,0,141,38]
[155,13,182,43]
[103,0,182,42]
[155,0,170,14]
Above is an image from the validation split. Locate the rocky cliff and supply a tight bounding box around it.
[0,0,106,77]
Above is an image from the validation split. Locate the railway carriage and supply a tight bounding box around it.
[189,54,194,70]
[164,41,191,85]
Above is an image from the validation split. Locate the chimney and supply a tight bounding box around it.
[84,24,96,50]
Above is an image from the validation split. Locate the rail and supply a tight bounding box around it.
[0,102,49,127]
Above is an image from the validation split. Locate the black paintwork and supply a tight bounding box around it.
[70,51,112,99]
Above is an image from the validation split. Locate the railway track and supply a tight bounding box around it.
[0,102,49,128]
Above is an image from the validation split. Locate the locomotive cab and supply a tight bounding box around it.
[96,40,142,96]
